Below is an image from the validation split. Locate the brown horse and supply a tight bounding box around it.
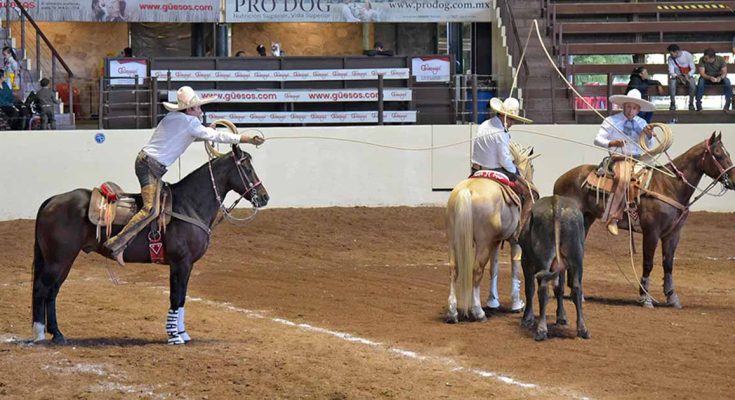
[32,145,268,344]
[554,132,735,308]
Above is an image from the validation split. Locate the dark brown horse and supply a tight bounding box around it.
[554,132,734,308]
[32,145,268,344]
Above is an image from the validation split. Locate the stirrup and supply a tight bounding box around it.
[113,252,126,267]
[607,221,619,236]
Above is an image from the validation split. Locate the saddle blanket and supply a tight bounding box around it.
[470,170,516,187]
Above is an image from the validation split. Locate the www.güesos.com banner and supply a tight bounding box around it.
[1,0,219,22]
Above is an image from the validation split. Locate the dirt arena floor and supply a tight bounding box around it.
[0,207,733,399]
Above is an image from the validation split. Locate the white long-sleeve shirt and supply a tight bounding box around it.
[471,116,517,173]
[667,50,696,77]
[594,112,653,158]
[142,111,241,167]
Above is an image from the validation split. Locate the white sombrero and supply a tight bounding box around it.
[490,97,533,124]
[610,89,655,112]
[163,86,216,112]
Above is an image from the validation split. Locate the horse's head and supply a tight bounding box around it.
[700,132,735,190]
[510,142,541,199]
[227,144,270,208]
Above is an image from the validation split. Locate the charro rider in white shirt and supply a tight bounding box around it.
[593,88,655,236]
[104,86,264,266]
[471,97,534,202]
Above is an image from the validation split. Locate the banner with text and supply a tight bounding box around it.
[2,0,219,22]
[226,0,493,22]
[206,111,417,124]
[411,56,451,82]
[108,58,148,85]
[169,89,413,103]
[152,68,410,81]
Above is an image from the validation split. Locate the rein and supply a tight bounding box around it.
[205,148,262,225]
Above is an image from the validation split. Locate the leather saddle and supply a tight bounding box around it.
[583,163,653,202]
[88,182,173,239]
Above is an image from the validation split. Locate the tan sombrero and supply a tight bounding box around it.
[490,97,533,124]
[610,89,655,112]
[163,86,216,112]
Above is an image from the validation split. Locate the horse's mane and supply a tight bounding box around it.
[509,141,535,165]
[171,152,233,190]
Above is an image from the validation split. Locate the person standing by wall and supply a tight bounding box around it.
[37,78,59,130]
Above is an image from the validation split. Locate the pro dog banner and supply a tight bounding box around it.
[226,0,493,23]
[169,88,413,103]
[3,0,219,22]
[206,111,417,124]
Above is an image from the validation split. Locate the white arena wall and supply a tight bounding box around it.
[0,124,734,220]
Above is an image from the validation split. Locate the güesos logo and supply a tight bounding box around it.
[420,64,442,75]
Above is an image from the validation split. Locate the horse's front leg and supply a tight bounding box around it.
[661,229,683,309]
[509,243,525,312]
[639,231,660,308]
[486,250,500,309]
[167,259,193,345]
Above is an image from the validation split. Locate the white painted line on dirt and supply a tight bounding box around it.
[175,291,576,397]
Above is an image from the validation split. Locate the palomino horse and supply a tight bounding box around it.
[32,145,268,344]
[446,144,537,323]
[554,133,734,308]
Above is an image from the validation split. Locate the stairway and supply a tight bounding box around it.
[1,12,75,130]
[507,0,575,124]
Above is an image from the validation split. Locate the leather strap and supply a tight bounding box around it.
[635,185,688,211]
[165,210,212,236]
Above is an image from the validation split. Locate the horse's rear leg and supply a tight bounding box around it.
[554,270,568,326]
[471,246,493,321]
[32,261,73,343]
[167,260,193,345]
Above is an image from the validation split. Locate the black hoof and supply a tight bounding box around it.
[51,334,66,345]
[534,331,548,341]
[445,315,458,324]
[521,318,534,328]
[578,330,590,340]
[555,318,568,326]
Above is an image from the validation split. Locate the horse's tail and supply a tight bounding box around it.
[536,195,564,287]
[450,188,475,318]
[31,197,52,329]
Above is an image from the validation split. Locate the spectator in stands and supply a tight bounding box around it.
[366,42,394,57]
[256,44,267,57]
[37,78,59,130]
[666,44,696,111]
[2,47,19,92]
[121,47,133,57]
[0,70,18,129]
[103,86,265,266]
[626,67,663,123]
[697,48,732,111]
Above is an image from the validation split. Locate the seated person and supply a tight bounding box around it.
[0,70,18,129]
[365,42,394,57]
[666,44,696,111]
[696,48,732,111]
[626,66,663,123]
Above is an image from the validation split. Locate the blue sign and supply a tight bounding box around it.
[95,133,105,144]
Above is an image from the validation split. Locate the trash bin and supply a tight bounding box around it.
[466,89,495,124]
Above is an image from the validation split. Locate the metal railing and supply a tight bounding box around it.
[4,0,74,120]
[99,76,159,129]
[497,0,530,102]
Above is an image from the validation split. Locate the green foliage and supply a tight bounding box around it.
[571,55,633,64]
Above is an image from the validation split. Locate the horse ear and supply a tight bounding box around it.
[709,131,717,143]
[231,144,241,155]
[528,148,534,156]
[717,132,722,142]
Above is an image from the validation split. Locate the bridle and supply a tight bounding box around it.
[206,149,263,224]
[699,137,735,188]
